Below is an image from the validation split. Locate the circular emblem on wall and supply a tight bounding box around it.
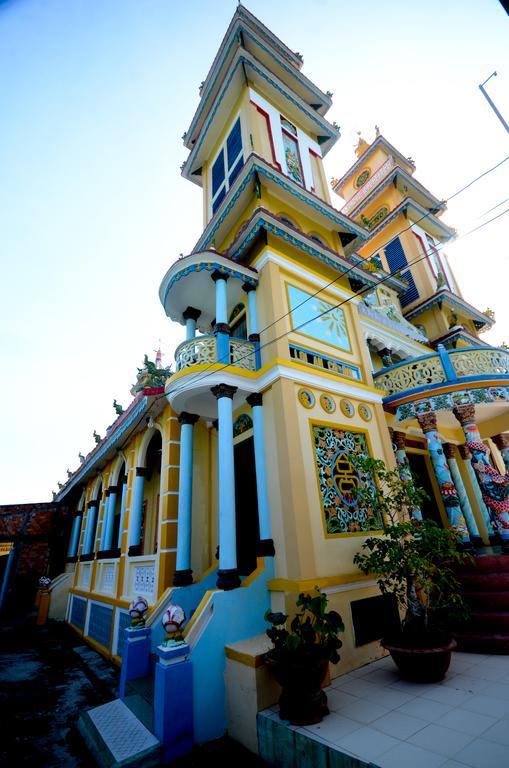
[355,168,370,188]
[320,394,336,414]
[298,388,315,409]
[359,404,372,422]
[339,398,354,417]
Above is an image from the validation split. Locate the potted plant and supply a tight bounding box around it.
[353,456,471,683]
[264,591,344,725]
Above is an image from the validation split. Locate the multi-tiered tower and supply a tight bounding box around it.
[53,6,509,760]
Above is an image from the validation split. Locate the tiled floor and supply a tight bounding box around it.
[262,651,509,767]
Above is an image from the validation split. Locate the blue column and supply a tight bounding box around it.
[212,271,230,365]
[103,486,118,551]
[129,468,147,553]
[99,491,111,550]
[243,283,261,369]
[68,514,82,558]
[119,626,151,698]
[117,478,128,549]
[246,393,274,556]
[445,444,481,543]
[459,444,495,537]
[391,430,423,521]
[83,500,99,555]
[174,412,199,586]
[183,306,201,341]
[211,384,240,589]
[417,412,471,545]
[154,643,193,763]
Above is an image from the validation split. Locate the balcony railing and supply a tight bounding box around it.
[373,346,509,399]
[175,335,257,373]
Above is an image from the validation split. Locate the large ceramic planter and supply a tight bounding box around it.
[266,652,330,725]
[382,637,457,683]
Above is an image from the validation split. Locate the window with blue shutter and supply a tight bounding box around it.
[210,116,244,216]
[384,237,419,308]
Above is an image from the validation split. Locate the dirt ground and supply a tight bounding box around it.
[0,615,266,767]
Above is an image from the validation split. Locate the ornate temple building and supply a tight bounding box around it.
[46,5,509,761]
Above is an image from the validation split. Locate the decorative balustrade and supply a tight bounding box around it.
[374,346,509,399]
[175,335,216,371]
[175,335,257,373]
[449,347,509,378]
[229,338,257,371]
[95,559,118,596]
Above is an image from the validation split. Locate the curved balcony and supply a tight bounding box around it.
[175,335,257,373]
[374,346,509,401]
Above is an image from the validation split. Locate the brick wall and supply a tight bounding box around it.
[0,502,71,609]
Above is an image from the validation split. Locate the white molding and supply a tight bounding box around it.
[323,579,377,595]
[360,317,430,358]
[253,248,358,303]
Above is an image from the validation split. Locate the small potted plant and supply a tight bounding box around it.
[353,456,471,682]
[264,591,344,725]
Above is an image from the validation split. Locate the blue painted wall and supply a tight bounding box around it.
[88,602,113,649]
[70,596,86,630]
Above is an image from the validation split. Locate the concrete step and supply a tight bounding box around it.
[458,573,509,592]
[123,693,154,732]
[454,631,509,654]
[468,611,509,631]
[457,554,509,575]
[78,698,160,767]
[463,591,509,611]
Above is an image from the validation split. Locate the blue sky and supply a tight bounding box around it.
[1,0,508,503]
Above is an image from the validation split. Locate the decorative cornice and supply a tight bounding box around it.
[404,290,494,328]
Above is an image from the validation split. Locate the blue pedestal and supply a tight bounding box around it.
[154,643,193,763]
[119,626,151,698]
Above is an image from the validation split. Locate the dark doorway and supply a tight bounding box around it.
[234,436,260,576]
[407,452,443,526]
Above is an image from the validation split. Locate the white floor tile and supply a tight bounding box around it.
[367,685,416,710]
[437,707,497,737]
[481,717,509,746]
[301,712,361,743]
[339,698,391,724]
[365,668,400,686]
[334,725,401,761]
[389,678,441,694]
[337,677,382,698]
[408,723,474,757]
[479,681,509,702]
[440,761,472,768]
[420,685,473,707]
[441,674,491,694]
[371,709,428,739]
[396,696,453,722]
[377,741,448,768]
[325,688,360,713]
[460,693,509,717]
[465,664,507,682]
[454,736,509,767]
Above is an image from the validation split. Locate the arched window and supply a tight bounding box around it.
[141,432,162,555]
[91,482,102,552]
[229,303,247,340]
[278,213,297,229]
[309,233,327,247]
[111,462,125,549]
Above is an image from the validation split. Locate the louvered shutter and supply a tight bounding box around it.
[384,237,419,307]
[227,118,243,185]
[212,151,225,197]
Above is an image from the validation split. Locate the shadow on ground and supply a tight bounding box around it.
[0,614,267,767]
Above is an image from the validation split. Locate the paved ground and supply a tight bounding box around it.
[262,651,509,768]
[0,615,266,767]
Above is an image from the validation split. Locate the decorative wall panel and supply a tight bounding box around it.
[311,425,382,534]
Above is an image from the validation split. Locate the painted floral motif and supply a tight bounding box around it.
[312,425,383,535]
[298,388,315,409]
[233,413,253,437]
[355,168,370,188]
[358,404,372,422]
[340,399,354,417]
[320,394,336,414]
[282,130,304,185]
[288,284,351,351]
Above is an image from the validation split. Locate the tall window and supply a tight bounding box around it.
[280,116,304,185]
[211,117,244,215]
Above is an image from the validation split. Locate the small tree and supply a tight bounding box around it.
[352,456,471,641]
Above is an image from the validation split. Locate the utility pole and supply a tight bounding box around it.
[479,72,509,134]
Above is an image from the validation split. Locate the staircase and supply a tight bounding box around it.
[455,554,509,654]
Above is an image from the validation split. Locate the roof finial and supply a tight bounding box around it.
[154,341,163,370]
[355,133,370,157]
[375,124,380,137]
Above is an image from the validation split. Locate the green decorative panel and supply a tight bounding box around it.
[311,425,383,535]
